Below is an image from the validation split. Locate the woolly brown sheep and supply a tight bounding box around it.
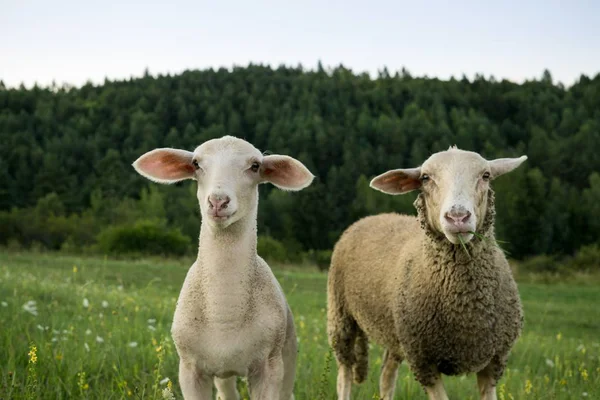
[327,147,526,400]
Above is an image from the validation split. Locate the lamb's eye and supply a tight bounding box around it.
[482,172,491,181]
[420,174,430,182]
[250,162,260,173]
[192,160,200,170]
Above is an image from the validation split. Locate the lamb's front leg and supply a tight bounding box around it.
[179,360,212,399]
[248,355,285,400]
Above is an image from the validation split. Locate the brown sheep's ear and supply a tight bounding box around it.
[370,168,422,195]
[488,156,528,179]
[133,148,195,184]
[260,155,315,191]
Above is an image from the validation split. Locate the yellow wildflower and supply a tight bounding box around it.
[560,379,567,386]
[73,266,78,273]
[544,375,550,384]
[55,354,63,361]
[581,369,589,381]
[524,379,532,394]
[28,344,38,364]
[556,332,562,341]
[156,345,163,353]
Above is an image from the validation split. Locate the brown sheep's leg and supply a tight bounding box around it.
[336,362,353,400]
[477,356,505,400]
[379,349,402,400]
[424,376,449,400]
[413,364,448,400]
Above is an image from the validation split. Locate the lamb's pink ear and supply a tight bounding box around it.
[133,148,195,184]
[489,156,528,179]
[261,155,315,191]
[370,168,422,195]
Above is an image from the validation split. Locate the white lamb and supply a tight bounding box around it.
[133,136,314,399]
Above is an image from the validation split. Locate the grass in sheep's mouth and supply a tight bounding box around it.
[457,233,471,258]
[468,230,511,256]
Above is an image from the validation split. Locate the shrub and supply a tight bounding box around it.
[302,249,333,271]
[518,254,562,274]
[567,244,600,272]
[257,235,288,263]
[96,220,191,256]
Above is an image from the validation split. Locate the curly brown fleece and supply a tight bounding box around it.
[327,190,523,387]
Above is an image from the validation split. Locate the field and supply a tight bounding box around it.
[0,251,599,399]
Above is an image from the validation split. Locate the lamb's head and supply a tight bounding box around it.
[133,136,314,229]
[370,147,527,244]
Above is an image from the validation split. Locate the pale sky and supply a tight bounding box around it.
[1,0,599,88]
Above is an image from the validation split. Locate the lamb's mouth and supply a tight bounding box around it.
[209,211,236,222]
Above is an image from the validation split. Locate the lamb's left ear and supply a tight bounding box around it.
[261,155,314,191]
[488,156,528,179]
[133,148,195,184]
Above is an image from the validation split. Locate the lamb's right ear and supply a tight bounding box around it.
[133,148,195,184]
[370,167,422,195]
[261,155,315,191]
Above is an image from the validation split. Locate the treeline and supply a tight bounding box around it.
[1,65,599,263]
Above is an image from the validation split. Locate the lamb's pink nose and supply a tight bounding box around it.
[445,209,471,226]
[208,194,230,211]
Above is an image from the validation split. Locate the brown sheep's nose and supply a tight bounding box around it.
[208,194,231,211]
[444,208,471,226]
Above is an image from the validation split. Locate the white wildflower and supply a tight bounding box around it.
[160,377,170,385]
[85,329,92,335]
[148,325,156,331]
[545,358,555,368]
[37,325,45,331]
[101,300,109,308]
[96,336,104,343]
[83,298,89,308]
[84,343,90,352]
[162,387,175,400]
[148,318,156,324]
[117,285,124,291]
[128,342,138,348]
[1,301,7,307]
[51,337,59,342]
[22,300,38,316]
[582,393,588,397]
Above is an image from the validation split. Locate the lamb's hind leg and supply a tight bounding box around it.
[248,354,285,400]
[214,376,239,400]
[280,307,298,400]
[178,360,212,400]
[379,349,402,400]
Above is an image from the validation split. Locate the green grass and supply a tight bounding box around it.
[0,251,599,399]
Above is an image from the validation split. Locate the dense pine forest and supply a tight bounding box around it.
[1,65,599,266]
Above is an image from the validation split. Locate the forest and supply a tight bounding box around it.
[1,65,599,267]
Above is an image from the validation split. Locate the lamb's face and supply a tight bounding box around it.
[370,147,527,244]
[193,137,264,228]
[133,135,314,231]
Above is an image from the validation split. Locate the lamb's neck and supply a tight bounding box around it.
[197,211,257,277]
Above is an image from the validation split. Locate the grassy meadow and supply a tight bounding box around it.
[0,251,599,399]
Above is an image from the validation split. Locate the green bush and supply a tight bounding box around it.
[257,235,288,263]
[96,220,191,256]
[518,254,562,274]
[567,244,600,272]
[301,249,333,270]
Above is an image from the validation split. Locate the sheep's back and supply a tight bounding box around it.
[329,213,421,349]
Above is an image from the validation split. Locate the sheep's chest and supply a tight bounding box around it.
[401,264,500,375]
[170,266,285,378]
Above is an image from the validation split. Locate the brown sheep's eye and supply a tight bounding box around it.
[420,174,430,182]
[482,172,491,181]
[250,162,260,173]
[192,160,200,170]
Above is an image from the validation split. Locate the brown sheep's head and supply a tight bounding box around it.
[369,147,527,244]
